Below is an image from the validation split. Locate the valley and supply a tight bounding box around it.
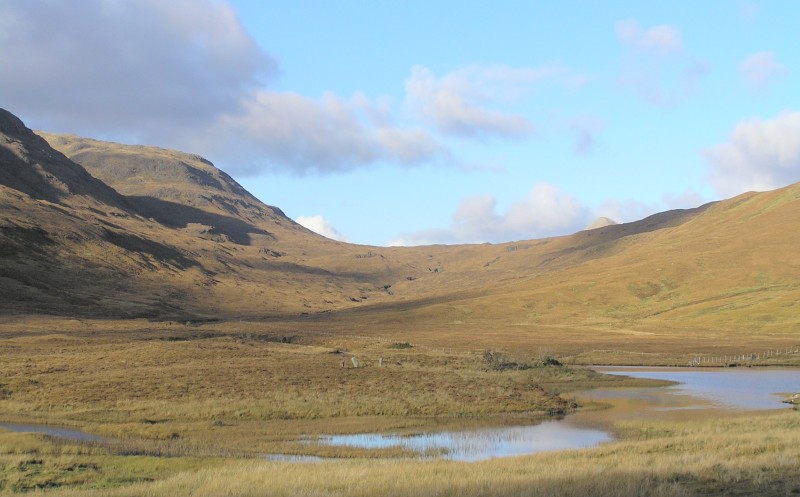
[2,107,800,495]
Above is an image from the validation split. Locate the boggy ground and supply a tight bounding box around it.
[0,316,655,459]
[2,411,799,495]
[1,315,799,495]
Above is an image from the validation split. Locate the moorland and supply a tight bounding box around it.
[1,107,799,495]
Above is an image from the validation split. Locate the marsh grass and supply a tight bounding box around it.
[3,411,798,496]
[2,317,799,495]
[0,322,626,458]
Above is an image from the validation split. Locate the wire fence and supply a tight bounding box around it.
[689,346,800,366]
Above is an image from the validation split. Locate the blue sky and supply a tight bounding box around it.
[2,1,799,246]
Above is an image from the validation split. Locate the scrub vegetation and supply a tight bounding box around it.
[3,111,800,495]
[1,400,798,496]
[1,317,799,496]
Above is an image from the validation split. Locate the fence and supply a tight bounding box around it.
[690,346,800,366]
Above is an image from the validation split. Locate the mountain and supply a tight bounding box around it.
[585,217,618,230]
[372,184,800,337]
[38,133,299,246]
[0,110,415,319]
[4,108,800,338]
[0,109,128,208]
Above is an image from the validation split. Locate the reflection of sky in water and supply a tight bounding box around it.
[0,423,103,441]
[317,422,611,461]
[594,367,800,410]
[5,368,796,463]
[315,368,799,461]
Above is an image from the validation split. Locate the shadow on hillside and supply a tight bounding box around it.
[577,203,715,246]
[128,196,272,245]
[536,202,718,268]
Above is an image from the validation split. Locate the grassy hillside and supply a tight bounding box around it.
[1,115,418,319]
[2,107,799,344]
[3,108,800,497]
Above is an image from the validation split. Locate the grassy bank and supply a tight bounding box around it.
[1,410,798,496]
[0,317,651,458]
[1,315,799,495]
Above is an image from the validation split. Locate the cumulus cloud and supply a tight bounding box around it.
[739,51,786,92]
[595,198,659,225]
[405,64,573,139]
[703,112,800,197]
[615,20,682,55]
[0,0,445,175]
[201,90,445,175]
[614,19,706,106]
[0,0,274,137]
[295,215,350,242]
[662,190,707,210]
[388,183,592,246]
[0,1,593,175]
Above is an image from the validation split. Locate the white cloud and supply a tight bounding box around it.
[389,183,592,246]
[0,1,596,176]
[615,20,682,55]
[201,90,445,175]
[595,198,659,225]
[703,112,800,197]
[615,19,706,106]
[0,0,274,138]
[662,190,707,210]
[295,215,350,242]
[739,51,786,92]
[0,0,445,175]
[405,64,574,139]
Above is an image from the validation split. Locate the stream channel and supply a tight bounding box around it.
[2,367,798,462]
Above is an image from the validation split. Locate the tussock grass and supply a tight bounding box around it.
[3,411,798,496]
[1,317,799,495]
[1,321,625,458]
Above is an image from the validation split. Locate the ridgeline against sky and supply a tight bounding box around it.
[1,0,799,245]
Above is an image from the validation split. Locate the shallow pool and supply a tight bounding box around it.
[313,367,800,460]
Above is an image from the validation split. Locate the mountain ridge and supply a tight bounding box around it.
[3,107,800,338]
[0,109,131,209]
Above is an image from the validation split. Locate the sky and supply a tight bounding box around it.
[2,0,800,246]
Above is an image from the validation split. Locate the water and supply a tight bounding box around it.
[314,367,800,460]
[0,423,104,441]
[318,421,611,462]
[3,368,798,461]
[589,366,800,410]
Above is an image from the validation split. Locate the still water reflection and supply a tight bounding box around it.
[315,367,799,461]
[318,421,611,462]
[0,423,103,441]
[590,367,799,410]
[2,368,797,461]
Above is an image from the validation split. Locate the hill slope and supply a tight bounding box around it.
[38,133,300,246]
[4,108,800,342]
[0,110,418,318]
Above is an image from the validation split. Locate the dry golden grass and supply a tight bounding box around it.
[1,317,798,496]
[4,128,800,346]
[2,318,643,459]
[3,410,798,496]
[2,119,800,496]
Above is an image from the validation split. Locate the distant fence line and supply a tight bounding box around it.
[241,323,469,357]
[689,346,800,366]
[240,321,799,366]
